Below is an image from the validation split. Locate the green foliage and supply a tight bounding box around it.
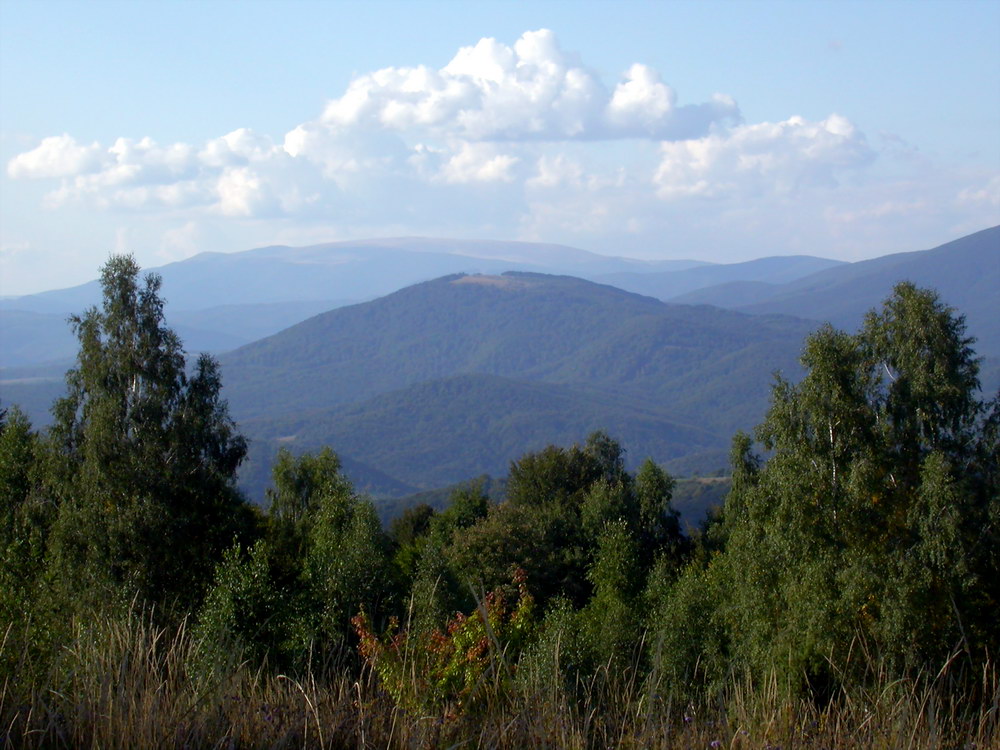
[447,495,588,608]
[196,447,394,672]
[0,405,35,508]
[42,255,251,618]
[647,557,730,695]
[389,502,435,583]
[702,283,999,690]
[265,446,341,583]
[448,433,685,611]
[0,406,54,668]
[306,483,392,652]
[577,521,643,672]
[193,541,296,673]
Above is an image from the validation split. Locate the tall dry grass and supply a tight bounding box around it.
[2,610,996,749]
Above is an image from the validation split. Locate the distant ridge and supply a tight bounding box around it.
[2,226,996,502]
[596,254,845,301]
[676,225,1000,357]
[0,237,705,368]
[219,271,814,495]
[0,234,878,369]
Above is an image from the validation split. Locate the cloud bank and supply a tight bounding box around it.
[7,29,997,264]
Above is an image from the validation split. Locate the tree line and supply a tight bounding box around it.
[2,255,997,720]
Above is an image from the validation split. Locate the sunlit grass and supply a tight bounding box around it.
[3,609,995,749]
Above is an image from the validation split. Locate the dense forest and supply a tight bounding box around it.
[2,256,998,748]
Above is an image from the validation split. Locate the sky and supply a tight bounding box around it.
[1,0,998,296]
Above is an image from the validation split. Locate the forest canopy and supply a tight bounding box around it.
[1,257,997,747]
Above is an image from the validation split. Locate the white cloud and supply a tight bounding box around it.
[5,29,996,269]
[216,167,266,217]
[654,114,875,199]
[7,134,104,178]
[608,64,674,131]
[437,143,520,184]
[200,128,278,167]
[320,29,738,141]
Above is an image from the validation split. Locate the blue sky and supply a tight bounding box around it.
[2,0,998,295]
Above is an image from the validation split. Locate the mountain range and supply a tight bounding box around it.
[0,237,813,368]
[1,226,996,506]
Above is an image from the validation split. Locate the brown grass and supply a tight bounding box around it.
[2,612,996,749]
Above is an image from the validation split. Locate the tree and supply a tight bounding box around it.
[712,282,998,687]
[196,447,393,671]
[0,407,49,626]
[44,255,251,617]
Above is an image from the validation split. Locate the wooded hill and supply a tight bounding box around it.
[2,226,996,507]
[219,273,813,495]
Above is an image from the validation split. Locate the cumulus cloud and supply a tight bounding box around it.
[443,145,519,184]
[7,28,993,266]
[5,30,865,220]
[654,114,875,199]
[7,134,104,178]
[7,29,741,216]
[320,29,738,141]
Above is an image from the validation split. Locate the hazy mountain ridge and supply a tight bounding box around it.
[595,254,846,300]
[2,227,996,502]
[677,225,1000,356]
[0,237,701,317]
[0,237,816,369]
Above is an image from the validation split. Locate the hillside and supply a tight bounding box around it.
[219,272,814,496]
[238,372,724,493]
[219,272,812,425]
[675,225,1000,357]
[0,238,700,368]
[596,254,845,301]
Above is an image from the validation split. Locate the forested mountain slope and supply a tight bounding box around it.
[676,225,1000,356]
[240,373,722,490]
[221,272,813,494]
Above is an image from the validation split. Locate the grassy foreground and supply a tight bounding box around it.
[3,612,996,749]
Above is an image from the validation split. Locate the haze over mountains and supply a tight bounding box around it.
[1,226,997,502]
[0,238,798,368]
[679,225,1000,357]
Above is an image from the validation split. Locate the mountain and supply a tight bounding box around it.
[0,238,702,317]
[219,272,811,429]
[1,269,812,499]
[596,255,845,301]
[4,227,995,504]
[219,272,814,495]
[674,225,1000,357]
[0,238,703,368]
[239,373,723,491]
